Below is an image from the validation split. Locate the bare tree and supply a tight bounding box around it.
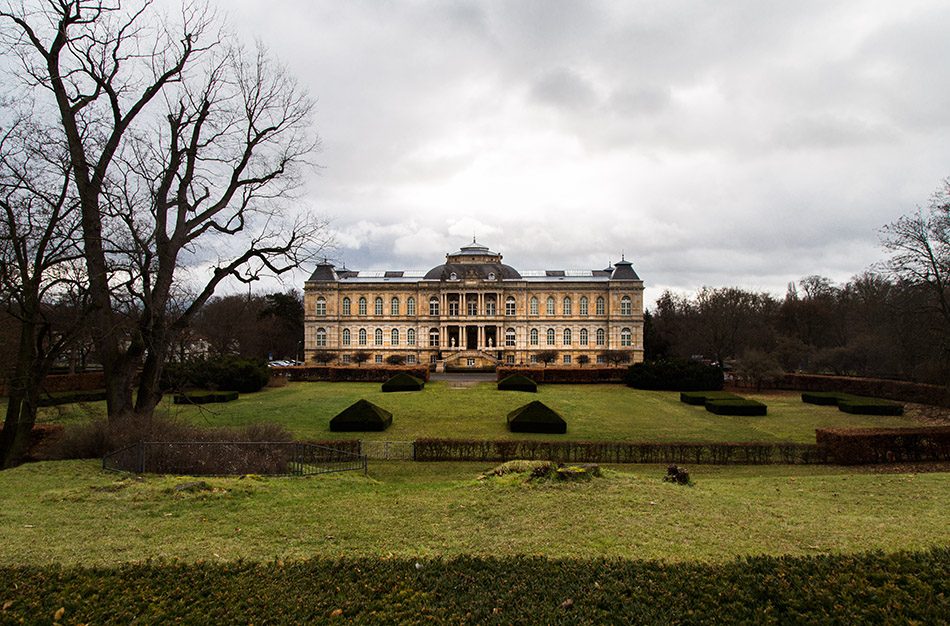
[1,0,328,421]
[0,119,87,466]
[535,350,558,367]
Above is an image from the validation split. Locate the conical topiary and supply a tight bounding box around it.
[497,374,538,392]
[330,399,393,431]
[381,373,425,392]
[506,400,566,434]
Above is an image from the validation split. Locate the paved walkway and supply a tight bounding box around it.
[429,371,496,387]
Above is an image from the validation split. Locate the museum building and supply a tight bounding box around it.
[303,240,644,370]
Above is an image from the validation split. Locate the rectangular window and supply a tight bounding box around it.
[407,299,416,316]
[342,354,351,364]
[530,355,538,364]
[546,299,555,315]
[430,300,439,316]
[467,358,475,366]
[375,354,383,364]
[596,298,605,315]
[468,301,477,316]
[505,300,516,316]
[359,299,367,315]
[580,299,588,315]
[406,355,416,364]
[375,300,383,316]
[506,355,515,364]
[485,301,496,315]
[529,299,538,315]
[449,301,459,316]
[563,355,571,364]
[430,354,438,364]
[596,355,606,364]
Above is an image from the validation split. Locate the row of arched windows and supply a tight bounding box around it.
[316,326,633,348]
[317,294,634,317]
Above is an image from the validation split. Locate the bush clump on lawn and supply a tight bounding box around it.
[162,356,270,393]
[380,373,425,392]
[705,398,768,416]
[497,374,538,392]
[329,399,393,432]
[172,391,239,405]
[837,398,904,416]
[506,401,567,434]
[625,359,724,391]
[680,390,740,405]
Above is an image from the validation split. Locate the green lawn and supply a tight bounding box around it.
[0,460,946,567]
[39,381,930,443]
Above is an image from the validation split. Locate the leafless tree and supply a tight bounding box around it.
[0,118,87,466]
[1,0,329,421]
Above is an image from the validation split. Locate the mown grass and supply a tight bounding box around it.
[0,460,946,567]
[37,381,930,443]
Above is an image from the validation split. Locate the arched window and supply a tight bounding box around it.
[342,297,351,316]
[407,328,416,346]
[530,328,539,345]
[529,296,539,315]
[429,328,440,347]
[546,296,555,315]
[374,297,383,316]
[563,328,572,345]
[374,328,383,346]
[316,327,327,346]
[579,328,588,346]
[563,297,572,315]
[429,297,440,316]
[595,296,605,315]
[358,328,367,345]
[407,297,416,316]
[391,328,399,345]
[546,328,555,345]
[621,327,632,346]
[505,327,516,347]
[505,297,516,316]
[621,296,632,316]
[579,296,588,316]
[391,297,400,316]
[596,328,605,346]
[342,329,351,346]
[358,297,367,316]
[315,297,326,316]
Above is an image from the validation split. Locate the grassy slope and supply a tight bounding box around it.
[0,460,946,567]
[38,382,927,443]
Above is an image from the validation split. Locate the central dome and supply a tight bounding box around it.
[424,240,521,280]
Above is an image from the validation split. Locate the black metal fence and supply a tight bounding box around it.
[102,441,366,476]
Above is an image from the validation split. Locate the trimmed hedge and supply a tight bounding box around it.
[329,400,393,432]
[37,389,107,407]
[414,438,825,464]
[3,550,946,624]
[680,390,740,405]
[162,356,269,393]
[381,373,425,392]
[289,366,430,383]
[507,401,567,434]
[801,391,855,405]
[172,391,239,405]
[705,398,768,416]
[781,373,950,407]
[625,359,724,391]
[497,374,538,392]
[816,426,950,464]
[496,367,626,384]
[838,398,904,416]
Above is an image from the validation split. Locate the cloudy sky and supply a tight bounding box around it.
[226,0,950,307]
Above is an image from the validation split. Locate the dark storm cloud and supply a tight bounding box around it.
[224,0,950,305]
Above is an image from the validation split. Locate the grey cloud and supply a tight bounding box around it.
[529,67,598,111]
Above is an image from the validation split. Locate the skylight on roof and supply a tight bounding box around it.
[565,270,593,277]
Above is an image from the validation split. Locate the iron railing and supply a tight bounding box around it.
[103,441,366,476]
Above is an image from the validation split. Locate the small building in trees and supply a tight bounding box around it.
[303,240,644,370]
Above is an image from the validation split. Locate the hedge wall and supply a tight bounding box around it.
[2,550,946,624]
[36,389,107,407]
[0,372,105,397]
[172,391,239,405]
[705,398,768,416]
[815,426,950,465]
[289,366,430,383]
[496,367,626,384]
[780,373,950,407]
[414,438,825,464]
[625,360,724,391]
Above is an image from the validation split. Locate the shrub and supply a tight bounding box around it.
[801,391,855,405]
[161,356,269,393]
[173,391,239,405]
[680,391,740,405]
[625,359,724,391]
[837,398,904,416]
[497,374,538,392]
[381,373,424,392]
[329,399,393,432]
[704,398,768,416]
[816,426,950,464]
[385,354,406,366]
[506,401,567,434]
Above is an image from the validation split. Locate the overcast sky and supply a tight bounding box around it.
[225,0,950,307]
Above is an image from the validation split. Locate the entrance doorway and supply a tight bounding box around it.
[465,325,478,350]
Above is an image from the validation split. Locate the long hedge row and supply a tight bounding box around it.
[1,550,946,624]
[288,365,430,383]
[414,438,825,464]
[816,426,950,465]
